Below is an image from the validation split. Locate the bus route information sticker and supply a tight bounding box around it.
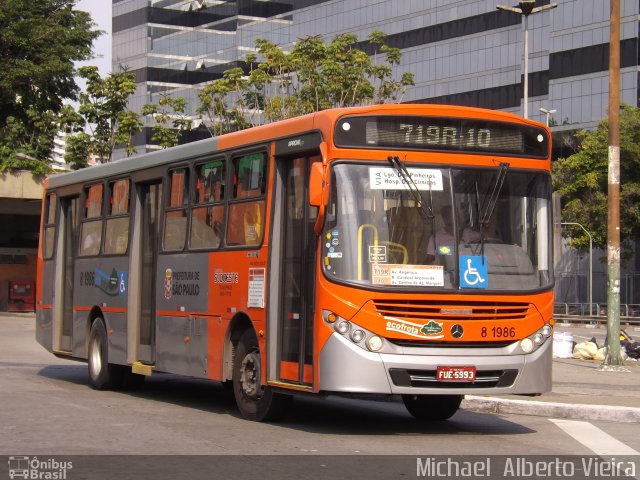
[248,268,265,308]
[371,264,444,286]
[369,167,444,191]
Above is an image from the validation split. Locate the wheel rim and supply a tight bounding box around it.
[239,350,261,399]
[89,336,102,378]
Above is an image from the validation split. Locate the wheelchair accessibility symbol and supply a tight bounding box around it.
[459,256,488,289]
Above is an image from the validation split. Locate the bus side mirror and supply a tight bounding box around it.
[309,162,324,207]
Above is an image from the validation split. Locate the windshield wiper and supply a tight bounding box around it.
[387,155,435,223]
[473,162,509,261]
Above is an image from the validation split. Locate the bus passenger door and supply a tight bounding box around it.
[57,196,79,352]
[136,181,162,364]
[276,156,318,386]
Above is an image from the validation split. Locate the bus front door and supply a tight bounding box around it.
[276,156,318,386]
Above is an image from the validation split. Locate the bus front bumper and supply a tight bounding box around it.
[318,332,552,395]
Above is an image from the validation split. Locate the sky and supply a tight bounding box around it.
[75,0,112,76]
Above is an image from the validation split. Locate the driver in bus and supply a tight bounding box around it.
[422,205,481,263]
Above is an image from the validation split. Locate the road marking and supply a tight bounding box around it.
[550,419,640,455]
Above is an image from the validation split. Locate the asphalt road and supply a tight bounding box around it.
[1,315,638,479]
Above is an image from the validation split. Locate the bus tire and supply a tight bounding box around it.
[88,319,125,390]
[232,329,291,422]
[401,394,463,421]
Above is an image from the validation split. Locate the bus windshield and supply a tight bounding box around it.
[322,162,552,291]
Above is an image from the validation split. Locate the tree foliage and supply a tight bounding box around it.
[198,31,414,136]
[64,66,142,168]
[142,94,192,149]
[552,105,640,259]
[0,0,100,172]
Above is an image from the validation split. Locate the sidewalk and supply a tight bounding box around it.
[463,357,640,423]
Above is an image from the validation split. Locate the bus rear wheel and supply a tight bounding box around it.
[88,318,125,390]
[232,329,291,422]
[401,394,463,421]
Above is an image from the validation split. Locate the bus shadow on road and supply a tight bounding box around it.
[37,365,534,436]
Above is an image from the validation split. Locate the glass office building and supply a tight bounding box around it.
[112,0,639,152]
[112,0,640,305]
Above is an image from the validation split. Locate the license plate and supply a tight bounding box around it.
[436,365,477,382]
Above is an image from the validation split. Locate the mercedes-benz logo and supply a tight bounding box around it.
[451,324,464,338]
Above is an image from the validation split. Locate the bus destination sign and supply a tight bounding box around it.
[334,115,549,158]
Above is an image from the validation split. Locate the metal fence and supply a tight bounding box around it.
[553,303,640,325]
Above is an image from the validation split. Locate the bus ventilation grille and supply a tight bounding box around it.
[372,299,531,321]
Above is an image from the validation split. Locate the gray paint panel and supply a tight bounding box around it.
[156,315,208,378]
[72,311,88,359]
[73,257,131,309]
[105,313,128,365]
[41,260,56,305]
[35,310,52,352]
[156,254,210,313]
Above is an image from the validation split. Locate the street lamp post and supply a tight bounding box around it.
[560,222,593,317]
[497,1,557,118]
[539,107,556,126]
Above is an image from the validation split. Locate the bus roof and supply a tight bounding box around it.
[46,104,545,189]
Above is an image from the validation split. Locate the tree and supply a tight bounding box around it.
[0,104,83,174]
[64,66,142,168]
[552,105,640,260]
[0,0,100,171]
[142,94,192,149]
[197,31,414,135]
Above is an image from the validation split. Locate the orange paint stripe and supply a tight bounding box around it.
[155,310,219,318]
[37,304,52,310]
[72,306,127,314]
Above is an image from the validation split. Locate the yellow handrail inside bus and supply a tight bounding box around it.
[357,224,378,280]
[383,241,408,265]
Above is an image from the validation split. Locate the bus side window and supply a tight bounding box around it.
[79,183,103,256]
[43,192,57,259]
[164,167,189,251]
[226,152,266,246]
[104,179,130,255]
[191,159,225,249]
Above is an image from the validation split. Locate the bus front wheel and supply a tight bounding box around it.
[232,329,291,421]
[402,394,463,421]
[88,318,125,390]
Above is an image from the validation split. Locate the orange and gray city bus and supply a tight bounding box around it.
[36,104,554,421]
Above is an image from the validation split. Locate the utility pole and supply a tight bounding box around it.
[602,0,626,369]
[496,1,557,119]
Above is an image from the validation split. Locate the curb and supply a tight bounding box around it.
[462,395,640,423]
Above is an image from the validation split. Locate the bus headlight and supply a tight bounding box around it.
[519,324,553,354]
[335,321,350,334]
[520,338,534,353]
[350,329,365,343]
[322,309,391,353]
[366,335,383,352]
